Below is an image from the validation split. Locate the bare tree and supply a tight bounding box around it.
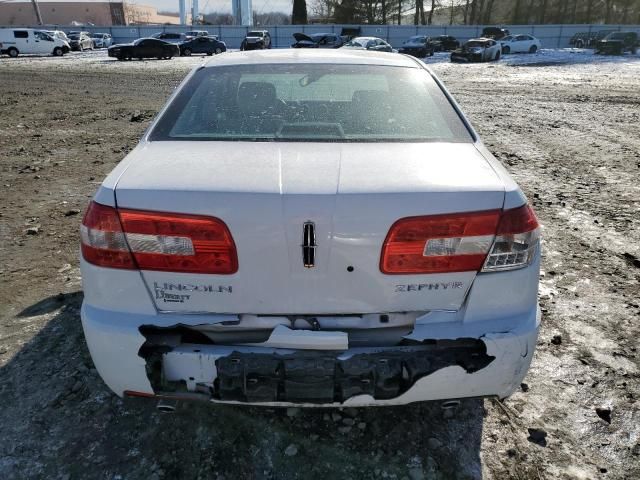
[537,0,547,23]
[292,0,308,24]
[427,0,438,25]
[483,0,495,23]
[415,0,426,25]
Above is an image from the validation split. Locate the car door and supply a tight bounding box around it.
[150,39,165,57]
[513,35,526,53]
[137,40,152,57]
[196,37,209,54]
[34,31,54,54]
[12,30,30,53]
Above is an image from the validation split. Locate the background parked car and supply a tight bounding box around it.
[451,38,501,62]
[342,37,393,52]
[151,32,189,44]
[591,29,617,47]
[0,28,69,57]
[184,30,209,38]
[108,38,179,61]
[44,30,69,43]
[43,30,70,52]
[291,32,344,48]
[500,34,541,54]
[67,32,93,51]
[427,35,460,51]
[241,30,271,50]
[569,32,590,48]
[180,36,226,56]
[398,35,434,57]
[91,33,112,49]
[482,27,510,40]
[595,31,638,55]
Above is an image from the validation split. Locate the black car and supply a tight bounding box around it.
[108,38,179,60]
[481,27,510,40]
[591,29,617,46]
[398,36,434,57]
[180,36,227,56]
[427,35,460,52]
[595,32,638,55]
[569,32,591,48]
[291,33,344,48]
[241,30,272,51]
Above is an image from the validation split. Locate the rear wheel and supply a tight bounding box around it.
[495,50,501,61]
[79,44,84,52]
[502,45,510,54]
[53,47,63,56]
[576,39,584,48]
[8,47,19,58]
[183,48,192,56]
[215,47,222,54]
[529,45,538,53]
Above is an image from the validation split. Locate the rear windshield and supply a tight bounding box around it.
[149,64,472,143]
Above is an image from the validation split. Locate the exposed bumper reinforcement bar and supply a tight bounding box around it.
[213,342,494,403]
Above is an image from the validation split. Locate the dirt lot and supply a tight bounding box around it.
[0,50,639,480]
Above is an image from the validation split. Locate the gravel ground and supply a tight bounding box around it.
[0,49,639,480]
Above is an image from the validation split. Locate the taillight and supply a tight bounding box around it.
[380,205,540,275]
[380,210,501,274]
[81,201,238,274]
[481,204,540,272]
[80,202,135,269]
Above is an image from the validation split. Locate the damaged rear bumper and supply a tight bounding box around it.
[81,303,540,407]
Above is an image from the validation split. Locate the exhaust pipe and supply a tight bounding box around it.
[441,400,461,410]
[441,399,461,418]
[156,399,178,413]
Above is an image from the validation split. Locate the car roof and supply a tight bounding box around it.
[202,49,418,68]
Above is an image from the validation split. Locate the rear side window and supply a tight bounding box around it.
[14,31,29,39]
[150,64,472,143]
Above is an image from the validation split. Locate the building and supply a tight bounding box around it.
[0,0,183,26]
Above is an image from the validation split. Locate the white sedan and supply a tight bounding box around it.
[80,50,541,408]
[500,34,542,54]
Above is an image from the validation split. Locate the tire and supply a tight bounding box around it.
[53,47,63,57]
[8,47,19,58]
[183,48,192,56]
[576,40,584,48]
[632,47,637,55]
[79,44,84,52]
[215,47,222,54]
[529,45,538,53]
[495,50,501,61]
[240,41,246,51]
[502,46,510,54]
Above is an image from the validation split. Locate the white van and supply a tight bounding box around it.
[0,28,70,57]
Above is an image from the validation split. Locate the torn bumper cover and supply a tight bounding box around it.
[81,304,540,407]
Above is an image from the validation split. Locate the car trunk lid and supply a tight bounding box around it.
[114,141,505,314]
